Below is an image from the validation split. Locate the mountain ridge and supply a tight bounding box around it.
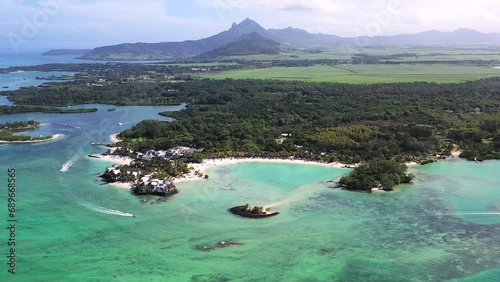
[78,18,500,60]
[195,33,280,58]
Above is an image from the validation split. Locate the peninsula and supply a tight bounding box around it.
[0,120,63,143]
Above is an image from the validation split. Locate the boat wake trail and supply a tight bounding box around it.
[60,155,80,172]
[54,123,83,129]
[117,121,135,126]
[81,203,136,217]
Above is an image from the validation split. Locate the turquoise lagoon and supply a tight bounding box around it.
[0,53,499,281]
[0,103,498,281]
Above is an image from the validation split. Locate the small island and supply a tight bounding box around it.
[0,105,98,115]
[229,204,279,219]
[0,120,62,143]
[0,120,40,132]
[36,74,75,81]
[338,159,415,192]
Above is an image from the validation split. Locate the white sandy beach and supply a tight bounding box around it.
[110,133,122,143]
[0,134,63,144]
[88,154,133,165]
[108,181,133,190]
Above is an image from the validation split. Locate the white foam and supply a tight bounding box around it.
[80,204,136,217]
[60,155,80,172]
[91,206,136,217]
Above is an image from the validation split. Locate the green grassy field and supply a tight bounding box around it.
[149,62,240,67]
[196,64,500,83]
[217,46,500,62]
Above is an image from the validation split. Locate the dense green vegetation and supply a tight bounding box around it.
[4,55,500,162]
[4,67,500,162]
[0,120,50,142]
[101,157,190,183]
[5,43,500,192]
[109,78,500,163]
[0,105,97,115]
[0,120,39,131]
[0,131,51,142]
[4,82,186,106]
[339,160,414,192]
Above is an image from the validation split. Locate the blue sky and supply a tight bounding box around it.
[1,0,499,52]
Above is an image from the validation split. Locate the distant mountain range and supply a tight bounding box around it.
[69,18,500,60]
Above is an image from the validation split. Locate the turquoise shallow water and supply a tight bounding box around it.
[1,112,500,282]
[1,54,499,281]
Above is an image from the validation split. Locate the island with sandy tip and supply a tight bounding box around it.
[0,120,63,144]
[0,134,63,144]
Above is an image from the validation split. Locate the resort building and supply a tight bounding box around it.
[137,147,203,161]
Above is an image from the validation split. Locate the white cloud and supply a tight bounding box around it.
[0,0,225,49]
[197,0,500,36]
[2,0,500,50]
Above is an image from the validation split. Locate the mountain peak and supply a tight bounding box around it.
[235,18,264,30]
[228,18,267,36]
[81,20,500,61]
[239,18,258,26]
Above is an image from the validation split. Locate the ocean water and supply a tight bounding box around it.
[0,51,162,68]
[0,54,499,281]
[0,105,499,281]
[0,52,82,103]
[0,52,84,68]
[0,51,164,105]
[0,71,75,94]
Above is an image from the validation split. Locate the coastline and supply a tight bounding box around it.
[87,154,134,190]
[404,149,463,167]
[88,154,133,166]
[92,151,468,188]
[108,181,133,190]
[0,134,63,144]
[110,133,122,143]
